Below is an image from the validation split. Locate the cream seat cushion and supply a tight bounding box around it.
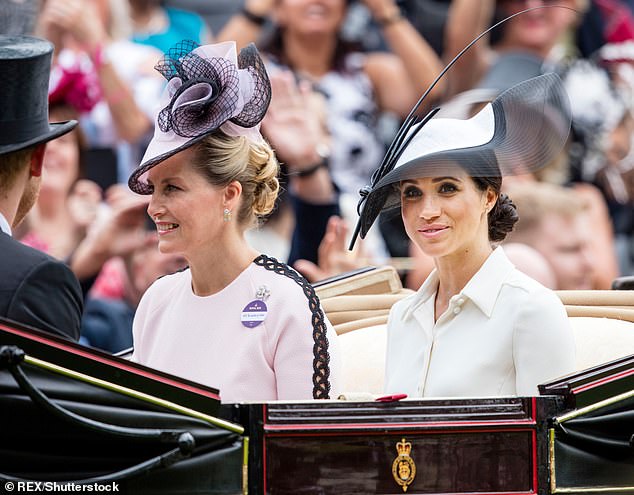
[570,317,634,371]
[338,324,387,396]
[316,269,634,395]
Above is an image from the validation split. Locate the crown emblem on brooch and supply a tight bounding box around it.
[392,437,416,492]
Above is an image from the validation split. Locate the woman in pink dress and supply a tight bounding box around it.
[128,40,339,403]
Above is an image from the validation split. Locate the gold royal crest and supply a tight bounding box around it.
[391,438,416,492]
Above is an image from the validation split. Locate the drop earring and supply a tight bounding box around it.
[223,208,232,222]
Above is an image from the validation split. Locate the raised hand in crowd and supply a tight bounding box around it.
[37,0,108,53]
[357,0,446,111]
[262,70,335,204]
[18,179,101,260]
[67,179,103,231]
[295,215,368,283]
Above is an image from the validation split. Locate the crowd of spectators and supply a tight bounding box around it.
[4,0,634,354]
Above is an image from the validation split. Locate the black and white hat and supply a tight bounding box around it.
[353,73,571,243]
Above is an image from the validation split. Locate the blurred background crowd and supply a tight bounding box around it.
[2,0,634,353]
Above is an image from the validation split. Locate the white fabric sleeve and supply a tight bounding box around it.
[513,288,576,396]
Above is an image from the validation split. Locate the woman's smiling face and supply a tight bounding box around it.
[400,169,495,260]
[146,148,228,260]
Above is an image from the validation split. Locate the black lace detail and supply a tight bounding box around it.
[254,254,331,399]
[232,44,271,128]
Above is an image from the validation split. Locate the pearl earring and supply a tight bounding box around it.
[223,208,232,222]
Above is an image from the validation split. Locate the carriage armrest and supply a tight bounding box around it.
[314,265,404,299]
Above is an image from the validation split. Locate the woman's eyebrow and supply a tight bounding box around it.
[431,176,460,183]
[158,176,181,184]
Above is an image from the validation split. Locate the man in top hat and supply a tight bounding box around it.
[0,35,83,340]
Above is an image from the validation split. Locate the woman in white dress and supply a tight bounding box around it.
[352,73,577,397]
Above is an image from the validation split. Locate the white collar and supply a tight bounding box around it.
[0,212,12,236]
[459,247,515,317]
[402,269,439,321]
[402,246,515,321]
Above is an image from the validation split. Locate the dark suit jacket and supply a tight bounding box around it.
[0,231,83,340]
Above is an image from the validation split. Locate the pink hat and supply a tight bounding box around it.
[128,40,271,195]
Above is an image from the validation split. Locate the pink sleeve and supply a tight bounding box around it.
[272,297,340,400]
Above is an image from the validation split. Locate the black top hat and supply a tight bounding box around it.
[0,35,77,156]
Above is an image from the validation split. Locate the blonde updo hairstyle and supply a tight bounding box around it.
[191,132,280,226]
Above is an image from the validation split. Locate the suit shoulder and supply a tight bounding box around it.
[0,235,78,294]
[0,234,54,265]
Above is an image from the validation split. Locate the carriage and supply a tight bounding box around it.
[2,267,634,494]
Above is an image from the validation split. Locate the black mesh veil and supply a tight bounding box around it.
[155,41,240,138]
[355,73,571,241]
[232,44,272,128]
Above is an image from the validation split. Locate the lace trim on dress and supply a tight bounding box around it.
[254,254,331,399]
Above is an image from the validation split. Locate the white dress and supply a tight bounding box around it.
[384,247,576,397]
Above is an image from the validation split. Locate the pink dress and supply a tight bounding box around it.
[131,256,340,403]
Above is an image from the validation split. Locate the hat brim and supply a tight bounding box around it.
[0,120,77,156]
[127,129,213,195]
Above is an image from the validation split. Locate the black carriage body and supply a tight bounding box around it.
[1,317,634,494]
[0,318,244,494]
[221,397,563,495]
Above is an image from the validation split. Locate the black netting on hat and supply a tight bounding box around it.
[154,40,200,81]
[490,73,570,176]
[154,39,200,80]
[128,40,273,196]
[230,43,272,128]
[155,41,240,138]
[356,73,571,240]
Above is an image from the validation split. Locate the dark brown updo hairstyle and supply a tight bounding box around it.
[471,175,518,242]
